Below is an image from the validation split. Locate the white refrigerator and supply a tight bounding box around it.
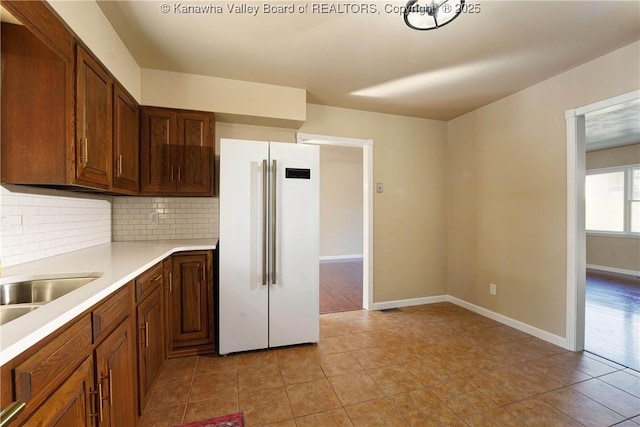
[218,138,319,355]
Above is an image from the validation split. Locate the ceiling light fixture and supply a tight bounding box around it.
[404,0,465,31]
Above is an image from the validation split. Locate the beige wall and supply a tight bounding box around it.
[319,145,363,258]
[447,41,640,338]
[586,144,640,272]
[301,104,448,303]
[141,69,306,127]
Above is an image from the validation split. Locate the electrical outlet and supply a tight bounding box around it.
[490,283,497,295]
[149,211,159,225]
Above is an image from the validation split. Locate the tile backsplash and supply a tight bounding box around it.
[0,185,112,267]
[111,197,218,242]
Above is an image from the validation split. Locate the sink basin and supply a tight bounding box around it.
[0,275,101,325]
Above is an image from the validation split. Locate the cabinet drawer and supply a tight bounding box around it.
[136,262,163,302]
[93,283,132,343]
[14,314,92,405]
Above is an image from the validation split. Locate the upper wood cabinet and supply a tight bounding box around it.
[0,3,74,187]
[112,84,140,194]
[141,107,215,196]
[75,45,112,189]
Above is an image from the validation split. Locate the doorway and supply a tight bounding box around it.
[297,132,374,312]
[566,90,640,371]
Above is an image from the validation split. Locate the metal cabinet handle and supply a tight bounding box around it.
[79,137,89,167]
[108,369,113,406]
[177,166,181,182]
[0,401,26,427]
[89,383,104,423]
[145,321,149,348]
[152,274,162,283]
[118,155,123,176]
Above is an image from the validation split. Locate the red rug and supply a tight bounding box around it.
[176,412,243,427]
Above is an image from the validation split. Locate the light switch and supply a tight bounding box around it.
[376,183,383,193]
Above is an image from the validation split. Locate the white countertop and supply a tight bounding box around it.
[0,240,217,365]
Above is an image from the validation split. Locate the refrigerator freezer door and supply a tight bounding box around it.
[219,139,270,355]
[268,142,320,347]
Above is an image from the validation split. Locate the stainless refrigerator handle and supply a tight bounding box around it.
[262,159,268,286]
[271,159,277,285]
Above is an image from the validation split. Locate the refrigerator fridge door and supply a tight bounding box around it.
[268,142,319,347]
[219,139,270,355]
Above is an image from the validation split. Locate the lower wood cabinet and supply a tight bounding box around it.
[0,249,217,425]
[136,285,165,413]
[23,356,95,427]
[94,319,137,426]
[167,251,215,358]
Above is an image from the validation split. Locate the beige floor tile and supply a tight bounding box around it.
[329,371,385,406]
[403,358,450,386]
[467,369,534,406]
[195,354,237,375]
[524,356,592,386]
[183,396,238,423]
[317,351,363,377]
[320,321,354,338]
[429,377,499,418]
[160,356,198,379]
[236,349,278,370]
[350,347,395,370]
[367,365,424,395]
[464,407,526,427]
[345,398,408,426]
[145,375,193,412]
[274,345,318,365]
[137,403,185,427]
[239,386,293,426]
[286,378,341,417]
[539,387,626,427]
[337,332,377,351]
[548,352,620,377]
[313,336,348,355]
[389,388,461,426]
[262,419,297,427]
[599,370,640,397]
[294,408,354,427]
[279,357,326,385]
[190,370,238,402]
[572,378,640,418]
[505,398,583,426]
[238,364,283,393]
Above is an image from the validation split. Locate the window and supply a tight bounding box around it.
[586,165,640,236]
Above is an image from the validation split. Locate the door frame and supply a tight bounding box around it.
[296,132,374,311]
[564,89,640,351]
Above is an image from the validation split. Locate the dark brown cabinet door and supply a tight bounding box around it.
[136,286,165,412]
[112,85,139,193]
[76,45,112,189]
[168,251,215,357]
[140,107,178,193]
[23,356,94,427]
[140,106,214,195]
[94,319,136,427]
[178,112,214,194]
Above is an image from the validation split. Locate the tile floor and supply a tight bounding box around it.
[139,303,640,427]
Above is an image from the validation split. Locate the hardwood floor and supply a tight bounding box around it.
[585,269,640,372]
[319,259,363,314]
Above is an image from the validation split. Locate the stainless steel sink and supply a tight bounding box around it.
[0,275,101,325]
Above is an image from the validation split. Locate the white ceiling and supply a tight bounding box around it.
[97,1,640,121]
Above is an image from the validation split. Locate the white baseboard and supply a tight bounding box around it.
[446,296,568,348]
[371,295,448,311]
[319,254,363,262]
[369,294,568,349]
[586,264,640,277]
